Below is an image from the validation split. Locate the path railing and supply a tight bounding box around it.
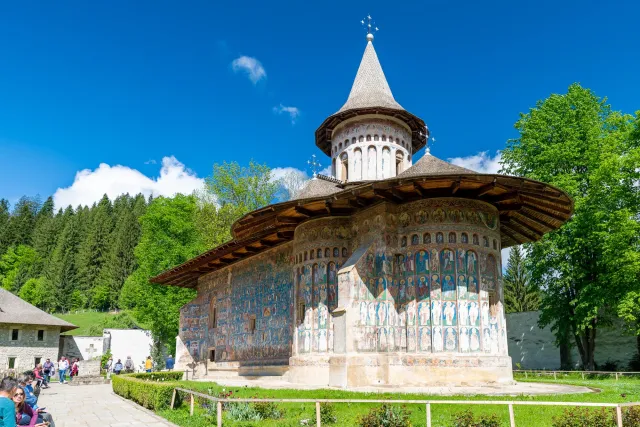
[170,387,640,427]
[514,369,640,380]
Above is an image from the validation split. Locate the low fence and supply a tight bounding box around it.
[171,387,640,427]
[514,369,640,380]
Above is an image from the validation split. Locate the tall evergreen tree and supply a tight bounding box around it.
[30,196,56,278]
[47,207,82,311]
[503,246,540,313]
[76,195,114,304]
[3,196,39,248]
[0,199,10,254]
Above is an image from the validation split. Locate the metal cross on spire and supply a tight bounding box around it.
[307,154,322,178]
[361,14,379,41]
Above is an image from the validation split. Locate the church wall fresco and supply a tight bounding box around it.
[181,243,294,365]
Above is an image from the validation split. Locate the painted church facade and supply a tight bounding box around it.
[155,32,573,387]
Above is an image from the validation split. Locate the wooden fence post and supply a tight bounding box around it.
[553,372,557,380]
[170,389,176,409]
[508,403,516,427]
[190,393,194,416]
[426,403,431,427]
[217,401,222,427]
[316,401,321,427]
[616,406,623,427]
[525,371,527,379]
[581,372,585,380]
[615,372,619,381]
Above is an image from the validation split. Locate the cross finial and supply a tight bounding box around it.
[307,154,322,178]
[361,14,379,41]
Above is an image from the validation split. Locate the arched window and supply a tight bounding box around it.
[461,233,469,244]
[473,234,479,245]
[332,158,336,177]
[340,153,349,181]
[382,147,391,178]
[324,248,330,258]
[339,142,342,150]
[304,251,308,261]
[342,247,347,257]
[381,135,387,141]
[401,140,405,147]
[359,135,364,142]
[396,138,401,145]
[493,239,498,250]
[374,135,379,141]
[344,139,349,147]
[395,151,404,174]
[310,250,314,260]
[401,236,407,247]
[411,234,419,245]
[436,232,444,244]
[366,135,371,141]
[352,137,356,144]
[353,148,362,181]
[317,248,322,259]
[449,232,456,244]
[423,233,431,244]
[367,146,377,179]
[333,247,339,257]
[483,236,489,247]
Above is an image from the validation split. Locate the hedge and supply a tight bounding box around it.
[111,371,184,410]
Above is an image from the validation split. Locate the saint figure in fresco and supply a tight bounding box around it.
[366,253,374,273]
[458,301,469,326]
[430,274,441,300]
[418,301,430,326]
[411,234,419,245]
[467,251,477,275]
[399,279,406,302]
[442,275,456,299]
[423,233,431,244]
[457,250,466,273]
[483,328,491,353]
[417,275,429,299]
[388,327,396,351]
[406,276,415,299]
[375,250,386,275]
[441,250,455,274]
[433,327,443,352]
[390,278,399,299]
[458,275,467,299]
[388,306,397,326]
[368,302,376,326]
[377,277,387,297]
[469,302,479,326]
[443,301,456,325]
[445,328,457,351]
[407,301,416,326]
[460,327,470,352]
[461,233,469,244]
[368,278,376,299]
[333,247,340,257]
[431,300,442,325]
[436,232,444,243]
[377,302,387,325]
[415,250,428,273]
[408,328,416,351]
[360,302,367,325]
[470,328,480,351]
[420,328,431,351]
[404,251,414,273]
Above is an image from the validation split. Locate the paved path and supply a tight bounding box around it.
[37,382,177,427]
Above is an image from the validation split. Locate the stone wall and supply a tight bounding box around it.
[59,335,104,361]
[506,311,638,370]
[0,326,61,371]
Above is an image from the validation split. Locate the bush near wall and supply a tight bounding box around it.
[111,372,184,410]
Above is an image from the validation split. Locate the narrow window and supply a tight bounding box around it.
[8,357,16,369]
[249,317,256,334]
[461,233,469,244]
[297,302,305,325]
[483,236,489,247]
[342,247,347,257]
[423,233,431,244]
[493,239,498,250]
[34,357,42,366]
[324,248,330,258]
[310,250,315,260]
[449,232,457,244]
[317,248,322,259]
[381,135,387,142]
[209,349,216,362]
[11,329,18,341]
[37,330,44,341]
[473,234,479,245]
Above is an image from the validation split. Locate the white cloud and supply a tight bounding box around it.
[53,156,204,209]
[271,167,309,199]
[144,159,157,165]
[231,56,266,84]
[448,151,502,174]
[273,104,300,124]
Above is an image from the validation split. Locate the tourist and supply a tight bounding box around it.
[113,360,123,375]
[41,360,54,387]
[69,359,78,382]
[144,356,152,373]
[57,358,68,384]
[165,355,174,371]
[124,356,134,374]
[30,367,45,390]
[104,357,113,380]
[12,386,46,426]
[0,377,18,427]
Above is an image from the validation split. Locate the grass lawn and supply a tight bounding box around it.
[155,374,640,426]
[55,310,142,336]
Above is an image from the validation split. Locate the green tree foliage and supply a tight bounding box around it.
[119,195,205,354]
[0,245,38,292]
[503,246,540,313]
[1,196,39,250]
[501,84,640,370]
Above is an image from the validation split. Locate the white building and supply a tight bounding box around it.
[0,289,77,372]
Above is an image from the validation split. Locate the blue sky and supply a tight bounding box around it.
[1,0,639,208]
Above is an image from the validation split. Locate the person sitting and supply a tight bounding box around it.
[113,360,123,375]
[0,376,19,427]
[12,386,47,426]
[31,367,45,390]
[16,376,54,427]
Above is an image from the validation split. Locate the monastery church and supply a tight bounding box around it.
[153,31,573,387]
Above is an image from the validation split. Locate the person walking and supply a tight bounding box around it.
[165,355,175,371]
[113,360,123,375]
[0,377,18,427]
[42,360,54,387]
[124,356,134,374]
[57,357,69,384]
[105,357,113,380]
[69,359,79,382]
[144,356,153,373]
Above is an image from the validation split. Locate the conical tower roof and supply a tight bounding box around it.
[398,150,475,178]
[338,39,403,112]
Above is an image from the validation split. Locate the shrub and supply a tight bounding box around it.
[453,409,500,427]
[111,374,179,410]
[551,407,616,427]
[253,401,283,419]
[623,406,640,426]
[357,404,412,427]
[128,371,184,381]
[627,353,640,371]
[319,403,338,424]
[597,360,619,372]
[226,402,262,421]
